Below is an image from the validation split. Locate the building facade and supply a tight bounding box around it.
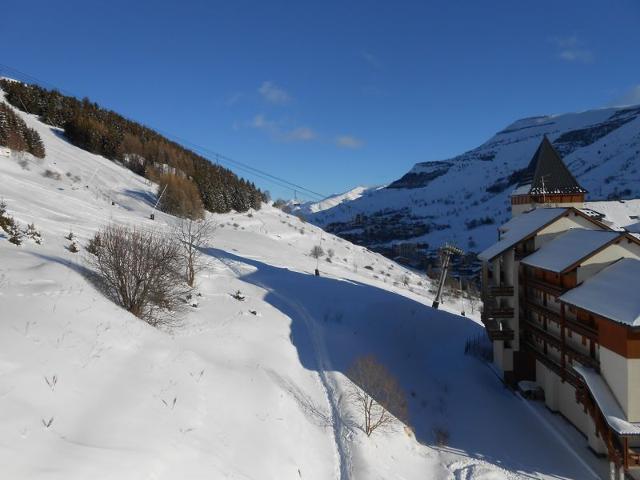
[479,138,640,479]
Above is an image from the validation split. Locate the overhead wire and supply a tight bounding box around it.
[0,63,327,201]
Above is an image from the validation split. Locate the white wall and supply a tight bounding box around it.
[600,347,640,422]
[577,241,640,284]
[536,361,607,454]
[535,214,604,250]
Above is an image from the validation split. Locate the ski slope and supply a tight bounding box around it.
[0,98,609,479]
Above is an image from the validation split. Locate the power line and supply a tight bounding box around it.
[0,63,328,201]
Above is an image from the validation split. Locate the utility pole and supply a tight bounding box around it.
[432,243,464,309]
[150,184,168,220]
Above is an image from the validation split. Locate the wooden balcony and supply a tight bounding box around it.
[489,286,514,297]
[628,448,640,468]
[523,339,580,387]
[526,277,565,297]
[565,317,598,340]
[525,299,561,322]
[525,318,600,371]
[484,319,515,341]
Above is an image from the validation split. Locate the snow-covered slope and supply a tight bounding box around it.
[308,104,640,255]
[0,99,609,479]
[295,186,380,216]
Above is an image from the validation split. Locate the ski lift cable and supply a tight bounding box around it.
[0,63,328,201]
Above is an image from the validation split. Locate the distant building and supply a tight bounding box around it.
[511,136,587,216]
[480,137,640,478]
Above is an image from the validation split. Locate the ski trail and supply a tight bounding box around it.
[218,256,352,480]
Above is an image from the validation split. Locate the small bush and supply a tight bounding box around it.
[42,169,61,180]
[89,224,188,326]
[86,232,102,255]
[24,223,42,244]
[68,240,79,253]
[7,221,22,246]
[310,245,324,259]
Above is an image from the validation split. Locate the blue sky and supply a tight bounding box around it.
[3,0,640,200]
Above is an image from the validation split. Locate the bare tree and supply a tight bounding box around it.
[348,355,408,437]
[89,224,187,326]
[173,217,215,287]
[310,245,324,259]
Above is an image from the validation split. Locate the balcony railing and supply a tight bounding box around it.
[484,319,515,341]
[525,277,565,297]
[489,286,514,297]
[524,318,599,371]
[523,339,580,387]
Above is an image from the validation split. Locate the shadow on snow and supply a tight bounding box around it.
[205,247,594,480]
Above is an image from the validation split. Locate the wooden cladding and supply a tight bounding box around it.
[596,315,640,359]
[511,193,586,205]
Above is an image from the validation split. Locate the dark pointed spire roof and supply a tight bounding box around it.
[517,136,587,195]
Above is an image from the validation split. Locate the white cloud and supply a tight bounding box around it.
[551,35,594,64]
[335,135,364,149]
[285,127,316,142]
[249,114,315,142]
[613,85,640,106]
[258,81,291,104]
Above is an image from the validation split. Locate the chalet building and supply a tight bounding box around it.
[511,136,588,216]
[480,137,640,479]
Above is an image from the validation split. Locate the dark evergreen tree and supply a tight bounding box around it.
[0,79,263,214]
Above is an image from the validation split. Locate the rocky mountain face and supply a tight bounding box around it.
[303,104,640,271]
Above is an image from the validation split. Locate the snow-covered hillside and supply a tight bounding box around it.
[306,104,640,255]
[295,186,380,216]
[0,99,609,479]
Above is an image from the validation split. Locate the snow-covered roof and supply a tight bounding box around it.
[560,258,640,326]
[574,365,640,436]
[478,208,568,261]
[582,199,640,232]
[521,229,620,273]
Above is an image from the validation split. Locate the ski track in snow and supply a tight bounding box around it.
[218,255,353,480]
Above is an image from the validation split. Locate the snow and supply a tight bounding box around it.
[560,258,640,326]
[583,199,640,231]
[0,95,610,479]
[574,366,640,436]
[294,186,378,216]
[478,208,567,261]
[521,229,620,273]
[305,103,640,255]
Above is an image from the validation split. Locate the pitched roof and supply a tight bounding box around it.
[516,136,587,196]
[560,258,640,326]
[478,208,569,261]
[574,365,640,436]
[520,229,621,273]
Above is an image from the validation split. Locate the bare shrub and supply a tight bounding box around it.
[42,169,61,180]
[310,245,324,259]
[89,224,187,326]
[348,355,408,437]
[173,217,215,287]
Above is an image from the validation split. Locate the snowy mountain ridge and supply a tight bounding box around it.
[304,103,640,255]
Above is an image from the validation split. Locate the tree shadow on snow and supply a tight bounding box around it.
[204,247,595,480]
